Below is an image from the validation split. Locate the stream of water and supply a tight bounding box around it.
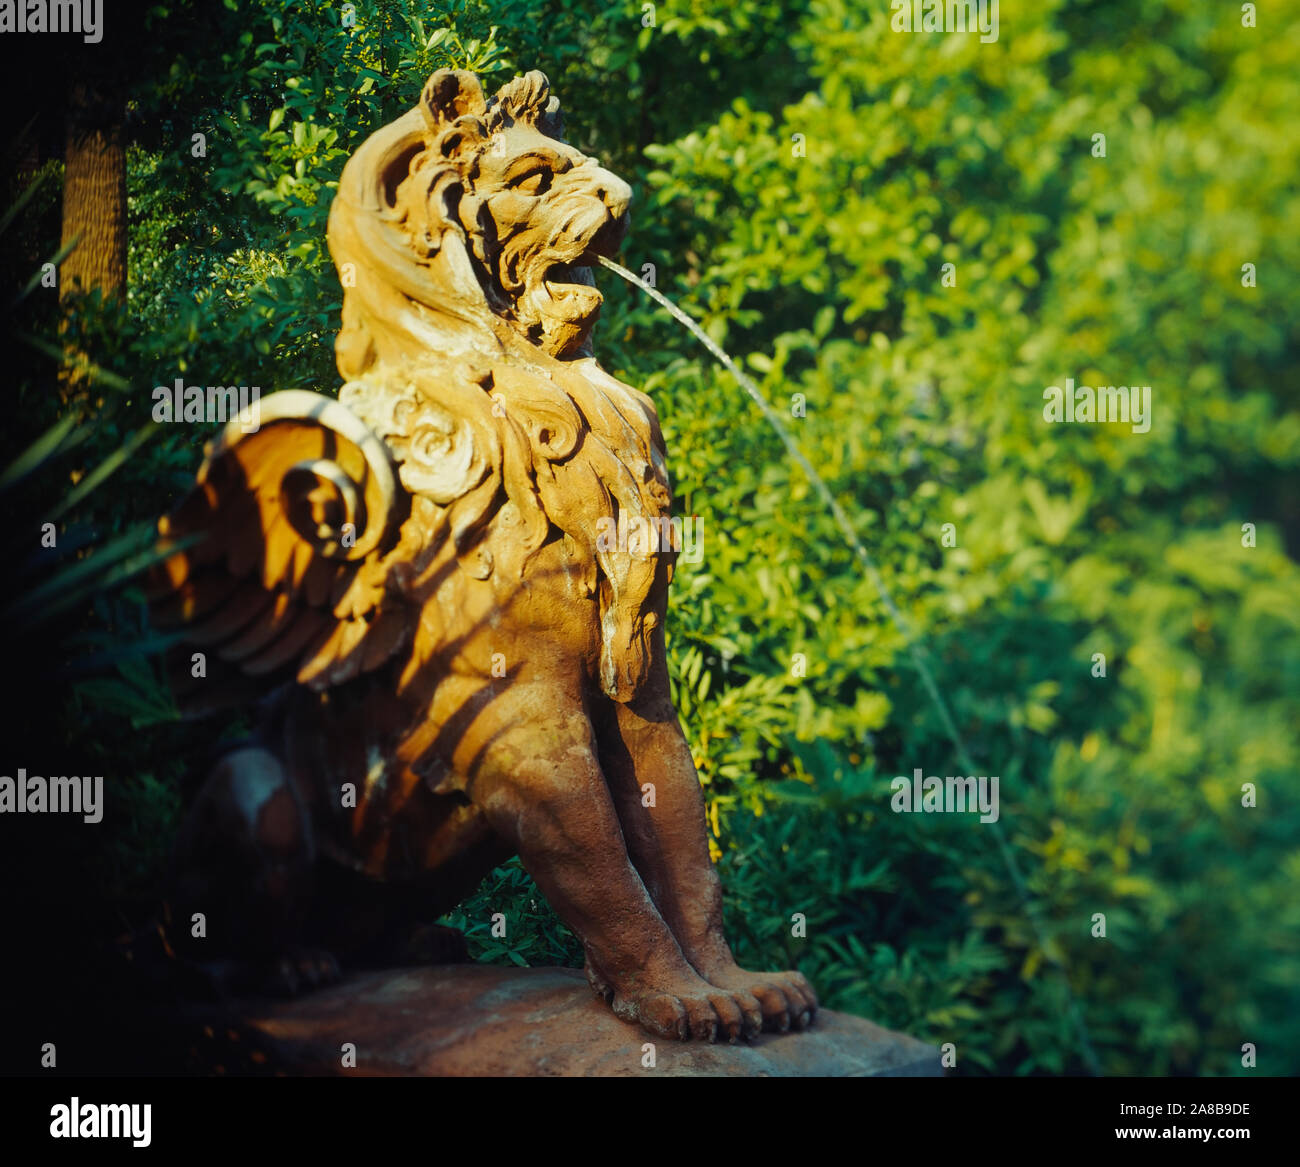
[596,253,963,755]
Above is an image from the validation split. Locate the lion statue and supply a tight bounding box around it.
[147,68,816,1042]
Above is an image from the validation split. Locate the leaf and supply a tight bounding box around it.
[0,413,85,494]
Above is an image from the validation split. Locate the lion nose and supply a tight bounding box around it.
[590,168,632,218]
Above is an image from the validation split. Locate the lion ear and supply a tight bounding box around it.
[420,69,487,132]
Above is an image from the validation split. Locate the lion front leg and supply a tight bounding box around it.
[462,687,758,1042]
[598,653,819,1034]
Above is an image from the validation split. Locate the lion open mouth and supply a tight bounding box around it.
[541,260,596,304]
[533,212,628,331]
[540,212,626,301]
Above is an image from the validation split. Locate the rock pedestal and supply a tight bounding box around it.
[187,965,941,1077]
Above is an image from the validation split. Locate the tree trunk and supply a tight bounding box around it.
[57,80,127,406]
[59,80,127,302]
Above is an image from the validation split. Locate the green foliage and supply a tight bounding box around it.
[442,858,584,968]
[14,0,1297,1075]
[597,0,1300,1076]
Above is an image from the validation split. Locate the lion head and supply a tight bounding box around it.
[328,68,632,367]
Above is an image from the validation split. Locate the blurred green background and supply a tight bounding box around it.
[3,0,1297,1075]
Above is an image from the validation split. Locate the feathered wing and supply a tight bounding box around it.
[146,391,420,713]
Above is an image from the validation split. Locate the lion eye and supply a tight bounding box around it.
[510,169,551,195]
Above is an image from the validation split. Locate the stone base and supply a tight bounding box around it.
[180,965,941,1077]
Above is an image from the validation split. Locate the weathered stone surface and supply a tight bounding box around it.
[210,965,940,1077]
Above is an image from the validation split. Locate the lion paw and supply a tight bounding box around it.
[608,974,763,1043]
[701,966,818,1033]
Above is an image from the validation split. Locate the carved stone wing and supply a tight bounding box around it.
[146,390,415,712]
